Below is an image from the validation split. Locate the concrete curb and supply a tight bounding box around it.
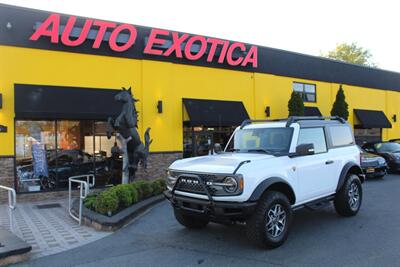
[72,194,165,231]
[0,226,31,266]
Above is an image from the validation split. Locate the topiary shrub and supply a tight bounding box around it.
[132,179,153,199]
[331,84,349,120]
[95,190,119,216]
[151,179,166,195]
[110,184,133,208]
[288,91,304,116]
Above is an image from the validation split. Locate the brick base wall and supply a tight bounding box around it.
[0,152,181,203]
[0,157,15,203]
[135,152,182,181]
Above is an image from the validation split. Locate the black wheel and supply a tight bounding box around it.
[174,208,209,229]
[246,191,292,249]
[334,174,362,217]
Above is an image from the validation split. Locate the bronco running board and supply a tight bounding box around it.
[292,194,335,211]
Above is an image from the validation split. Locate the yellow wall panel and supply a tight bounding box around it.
[0,45,143,155]
[1,45,400,155]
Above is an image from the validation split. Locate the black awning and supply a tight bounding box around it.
[304,106,322,116]
[15,84,122,120]
[183,98,249,127]
[354,109,392,128]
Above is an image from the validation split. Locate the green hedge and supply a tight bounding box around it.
[95,190,119,215]
[84,179,166,216]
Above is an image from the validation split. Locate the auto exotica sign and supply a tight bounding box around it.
[30,13,258,68]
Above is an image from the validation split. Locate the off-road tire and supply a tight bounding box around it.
[334,174,362,217]
[246,191,292,249]
[174,208,209,229]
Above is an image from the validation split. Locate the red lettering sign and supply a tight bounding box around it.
[92,20,116,48]
[109,24,137,52]
[143,29,169,55]
[30,14,258,68]
[184,35,207,60]
[61,16,93,46]
[30,13,60,43]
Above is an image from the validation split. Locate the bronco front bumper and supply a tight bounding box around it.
[164,190,257,222]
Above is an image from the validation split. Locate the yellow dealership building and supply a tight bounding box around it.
[0,4,398,196]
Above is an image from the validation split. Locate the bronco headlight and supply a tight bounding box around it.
[166,170,178,190]
[223,177,238,193]
[208,175,243,196]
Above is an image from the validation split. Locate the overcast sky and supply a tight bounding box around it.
[1,0,400,72]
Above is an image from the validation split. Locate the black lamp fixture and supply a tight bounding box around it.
[393,114,397,123]
[157,100,163,114]
[265,106,270,117]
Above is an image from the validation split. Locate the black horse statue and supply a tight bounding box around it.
[107,87,151,182]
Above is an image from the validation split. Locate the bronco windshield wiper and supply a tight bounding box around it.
[247,149,275,154]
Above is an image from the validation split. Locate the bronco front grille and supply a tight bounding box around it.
[174,173,217,195]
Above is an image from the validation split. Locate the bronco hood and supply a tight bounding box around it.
[170,153,274,174]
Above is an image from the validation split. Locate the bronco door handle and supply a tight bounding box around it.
[325,160,334,165]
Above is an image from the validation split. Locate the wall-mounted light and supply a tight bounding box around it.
[393,114,397,123]
[157,100,163,114]
[0,93,2,109]
[265,106,270,117]
[6,22,12,30]
[0,125,7,133]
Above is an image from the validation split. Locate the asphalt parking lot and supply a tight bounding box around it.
[16,174,400,267]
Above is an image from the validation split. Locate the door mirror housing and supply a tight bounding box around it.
[213,143,223,154]
[293,143,315,157]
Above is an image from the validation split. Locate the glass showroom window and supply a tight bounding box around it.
[15,120,119,193]
[15,120,56,192]
[293,82,316,102]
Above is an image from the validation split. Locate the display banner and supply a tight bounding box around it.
[32,144,49,178]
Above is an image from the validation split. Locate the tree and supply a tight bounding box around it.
[331,85,349,120]
[322,42,377,67]
[288,91,304,116]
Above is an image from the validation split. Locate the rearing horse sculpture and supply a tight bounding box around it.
[107,87,151,183]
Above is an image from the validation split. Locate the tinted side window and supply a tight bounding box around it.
[329,126,354,147]
[298,128,327,154]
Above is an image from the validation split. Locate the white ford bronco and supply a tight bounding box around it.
[164,116,364,248]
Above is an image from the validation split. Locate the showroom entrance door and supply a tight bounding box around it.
[182,98,250,158]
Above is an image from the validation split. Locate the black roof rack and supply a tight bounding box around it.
[285,116,345,127]
[239,118,286,129]
[240,116,345,129]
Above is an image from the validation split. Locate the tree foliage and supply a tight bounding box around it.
[331,85,349,120]
[288,91,304,116]
[322,42,377,67]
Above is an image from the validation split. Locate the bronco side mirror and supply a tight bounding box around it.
[213,143,223,154]
[294,143,315,157]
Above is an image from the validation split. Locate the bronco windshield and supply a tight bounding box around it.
[227,127,293,155]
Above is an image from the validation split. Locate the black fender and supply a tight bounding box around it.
[248,177,296,204]
[336,162,364,192]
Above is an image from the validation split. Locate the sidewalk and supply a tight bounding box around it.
[0,198,110,259]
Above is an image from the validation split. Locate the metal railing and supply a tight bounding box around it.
[68,174,95,225]
[0,185,17,234]
[0,185,16,210]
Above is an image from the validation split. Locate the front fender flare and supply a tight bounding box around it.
[248,177,296,204]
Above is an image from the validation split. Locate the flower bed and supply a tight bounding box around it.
[84,179,166,217]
